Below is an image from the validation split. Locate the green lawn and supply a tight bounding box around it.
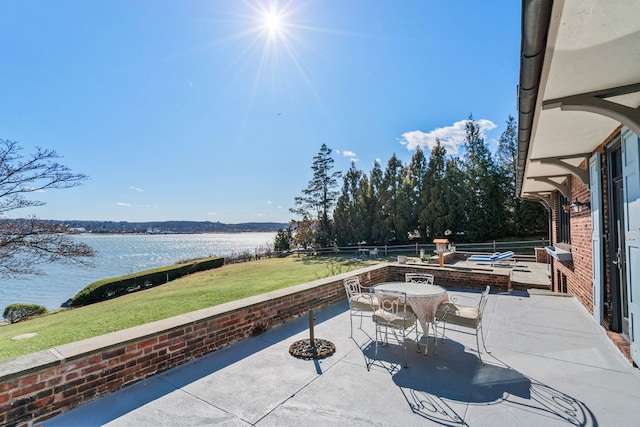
[0,256,374,361]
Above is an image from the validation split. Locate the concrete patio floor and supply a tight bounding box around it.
[43,288,640,426]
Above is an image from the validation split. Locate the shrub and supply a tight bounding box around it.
[3,303,47,323]
[70,256,224,306]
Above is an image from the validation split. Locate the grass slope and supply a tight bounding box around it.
[0,256,372,361]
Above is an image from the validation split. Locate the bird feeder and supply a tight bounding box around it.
[433,238,449,267]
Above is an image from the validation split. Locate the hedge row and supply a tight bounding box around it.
[71,257,225,306]
[3,303,47,323]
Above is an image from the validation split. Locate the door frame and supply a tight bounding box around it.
[606,138,625,333]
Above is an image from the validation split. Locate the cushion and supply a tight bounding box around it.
[372,309,416,328]
[436,303,480,328]
[350,293,378,311]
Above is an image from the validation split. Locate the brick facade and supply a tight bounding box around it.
[548,128,620,330]
[550,175,594,311]
[0,263,506,427]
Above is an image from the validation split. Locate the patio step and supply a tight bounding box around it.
[510,262,551,290]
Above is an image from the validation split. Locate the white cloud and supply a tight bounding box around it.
[338,149,359,163]
[207,212,217,216]
[399,119,497,155]
[116,202,131,207]
[130,186,144,192]
[266,201,274,204]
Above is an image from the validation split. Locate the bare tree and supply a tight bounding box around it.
[0,139,94,279]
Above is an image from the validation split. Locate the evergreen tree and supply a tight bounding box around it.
[290,144,342,248]
[333,162,364,245]
[355,173,373,243]
[461,117,504,241]
[273,225,293,252]
[443,157,466,239]
[421,140,448,239]
[496,115,518,234]
[406,147,427,238]
[369,161,386,244]
[379,155,410,244]
[496,115,548,236]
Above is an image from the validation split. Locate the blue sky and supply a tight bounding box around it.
[0,1,520,224]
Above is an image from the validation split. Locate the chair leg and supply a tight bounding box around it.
[349,311,354,338]
[402,328,408,368]
[476,329,483,365]
[432,321,439,355]
[475,321,491,365]
[374,325,380,361]
[439,321,447,343]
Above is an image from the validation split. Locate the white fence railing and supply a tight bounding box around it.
[307,238,549,258]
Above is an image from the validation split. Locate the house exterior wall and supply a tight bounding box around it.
[549,128,621,329]
[550,174,593,311]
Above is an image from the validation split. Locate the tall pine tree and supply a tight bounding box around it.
[407,147,428,238]
[421,140,449,239]
[379,155,409,244]
[461,117,504,241]
[290,144,342,247]
[496,115,548,236]
[333,162,365,245]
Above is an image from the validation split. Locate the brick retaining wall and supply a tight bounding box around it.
[386,264,510,292]
[0,263,503,426]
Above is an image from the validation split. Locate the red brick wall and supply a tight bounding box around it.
[0,263,506,426]
[550,174,594,312]
[0,271,352,427]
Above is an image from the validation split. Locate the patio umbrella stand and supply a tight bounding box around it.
[289,309,336,359]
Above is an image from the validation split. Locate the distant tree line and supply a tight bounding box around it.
[275,116,548,251]
[35,220,288,234]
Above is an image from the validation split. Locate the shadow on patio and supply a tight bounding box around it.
[45,290,639,426]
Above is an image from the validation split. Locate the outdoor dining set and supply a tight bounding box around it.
[343,273,490,367]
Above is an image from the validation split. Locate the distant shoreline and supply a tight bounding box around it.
[10,219,288,235]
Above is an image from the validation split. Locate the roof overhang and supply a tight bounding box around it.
[517,0,640,200]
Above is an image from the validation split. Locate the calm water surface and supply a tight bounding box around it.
[0,233,275,311]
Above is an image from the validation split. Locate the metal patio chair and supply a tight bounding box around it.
[436,285,490,364]
[372,289,420,367]
[405,272,435,285]
[343,276,378,337]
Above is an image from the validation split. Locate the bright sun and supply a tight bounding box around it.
[264,11,283,37]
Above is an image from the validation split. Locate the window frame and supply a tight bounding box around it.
[557,193,571,244]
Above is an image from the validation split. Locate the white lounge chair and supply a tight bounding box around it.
[468,251,515,266]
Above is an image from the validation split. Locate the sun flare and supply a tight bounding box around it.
[263,11,283,37]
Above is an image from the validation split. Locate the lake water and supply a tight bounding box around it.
[0,233,275,311]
